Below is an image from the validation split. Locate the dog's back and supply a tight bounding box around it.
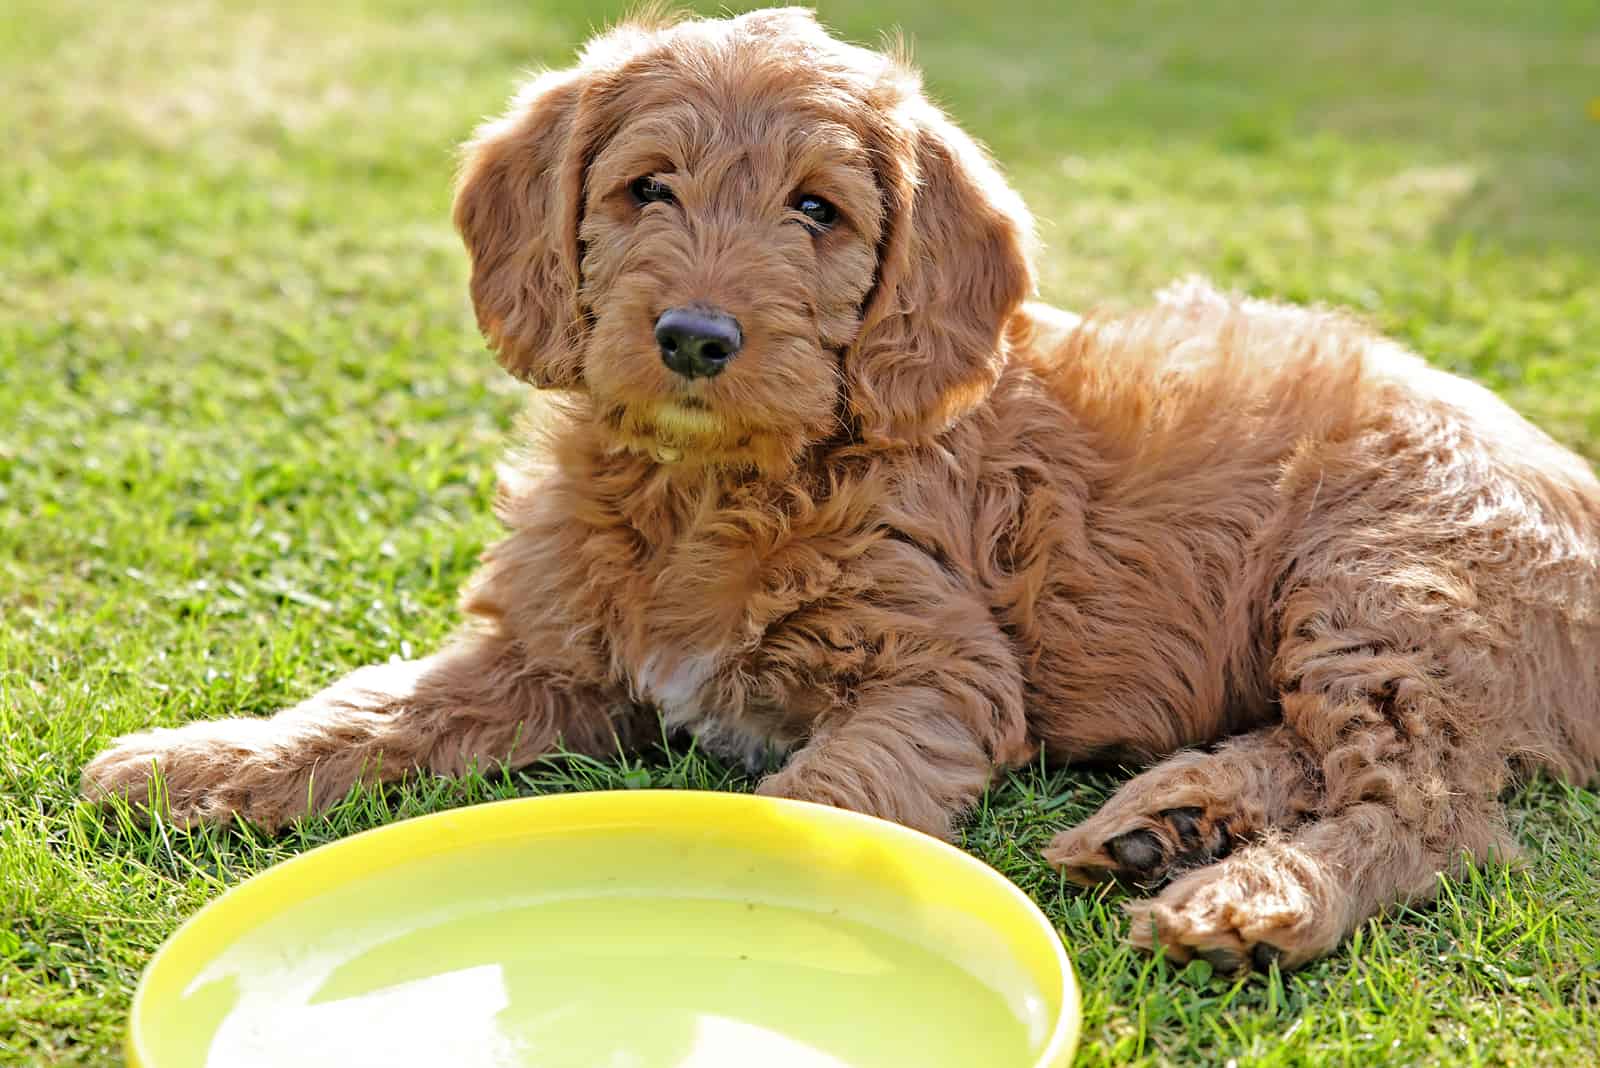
[1002,284,1600,783]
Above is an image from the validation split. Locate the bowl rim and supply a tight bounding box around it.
[128,789,1080,1068]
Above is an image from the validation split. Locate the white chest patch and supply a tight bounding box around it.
[633,649,718,716]
[629,647,790,772]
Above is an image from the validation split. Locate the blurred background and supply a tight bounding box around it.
[2,3,1598,1064]
[6,0,1597,446]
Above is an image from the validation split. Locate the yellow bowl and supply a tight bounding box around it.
[129,790,1079,1068]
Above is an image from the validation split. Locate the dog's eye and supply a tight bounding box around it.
[629,176,675,206]
[793,194,838,229]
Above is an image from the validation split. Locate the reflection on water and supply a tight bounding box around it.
[684,1016,854,1068]
[207,963,520,1066]
[147,829,1046,1068]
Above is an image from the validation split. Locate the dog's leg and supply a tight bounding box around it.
[1119,582,1519,973]
[1123,792,1510,974]
[756,695,1000,839]
[81,635,635,830]
[754,581,1032,840]
[1043,725,1322,888]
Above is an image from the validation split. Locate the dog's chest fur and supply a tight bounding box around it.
[514,446,879,768]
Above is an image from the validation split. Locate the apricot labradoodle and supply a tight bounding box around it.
[85,9,1600,974]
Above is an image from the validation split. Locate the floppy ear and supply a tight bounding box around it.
[847,99,1034,444]
[452,69,593,388]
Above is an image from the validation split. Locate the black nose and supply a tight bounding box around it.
[654,306,742,379]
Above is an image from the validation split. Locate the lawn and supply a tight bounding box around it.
[2,0,1598,1064]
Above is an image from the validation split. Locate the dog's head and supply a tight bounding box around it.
[454,8,1032,469]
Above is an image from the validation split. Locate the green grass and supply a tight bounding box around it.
[3,0,1598,1064]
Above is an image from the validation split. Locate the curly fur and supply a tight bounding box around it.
[84,9,1600,973]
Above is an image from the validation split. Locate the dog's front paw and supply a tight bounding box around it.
[1122,846,1341,975]
[81,719,280,830]
[755,766,957,841]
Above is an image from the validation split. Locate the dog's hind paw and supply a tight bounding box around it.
[1121,844,1340,975]
[1045,803,1236,889]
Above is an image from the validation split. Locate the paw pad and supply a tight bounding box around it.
[1106,828,1164,876]
[1100,806,1233,887]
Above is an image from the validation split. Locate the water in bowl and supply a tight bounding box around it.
[143,828,1044,1068]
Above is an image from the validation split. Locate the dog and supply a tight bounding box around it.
[84,8,1600,974]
